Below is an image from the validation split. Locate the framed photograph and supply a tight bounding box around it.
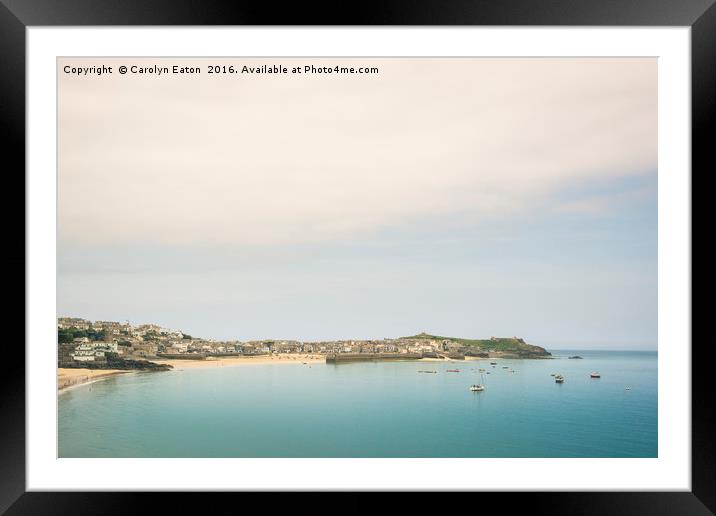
[5,0,710,512]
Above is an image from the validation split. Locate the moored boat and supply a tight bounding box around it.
[555,374,565,383]
[590,372,601,378]
[470,371,487,391]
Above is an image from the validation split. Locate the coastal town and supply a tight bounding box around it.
[58,317,550,366]
[57,316,551,390]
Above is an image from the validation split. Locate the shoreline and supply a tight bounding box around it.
[155,354,486,370]
[152,353,325,370]
[58,354,529,390]
[58,368,132,392]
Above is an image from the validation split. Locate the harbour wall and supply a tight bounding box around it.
[325,353,424,363]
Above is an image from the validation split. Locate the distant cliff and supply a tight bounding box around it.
[403,333,551,358]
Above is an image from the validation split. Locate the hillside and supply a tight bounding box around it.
[402,333,551,357]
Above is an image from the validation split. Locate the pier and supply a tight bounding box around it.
[325,353,423,363]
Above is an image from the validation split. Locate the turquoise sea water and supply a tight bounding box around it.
[58,350,657,457]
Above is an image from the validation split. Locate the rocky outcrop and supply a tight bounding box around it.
[61,356,172,371]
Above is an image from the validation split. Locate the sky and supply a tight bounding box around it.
[57,58,657,349]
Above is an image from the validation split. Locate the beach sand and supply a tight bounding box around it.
[157,355,480,370]
[58,368,130,392]
[153,353,324,370]
[58,354,482,389]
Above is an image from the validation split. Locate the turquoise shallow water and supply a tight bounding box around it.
[58,350,657,457]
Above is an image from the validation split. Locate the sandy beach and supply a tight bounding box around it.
[58,368,131,392]
[59,354,484,389]
[153,353,325,370]
[155,354,481,370]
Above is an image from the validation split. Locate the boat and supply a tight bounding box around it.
[590,372,601,378]
[625,387,632,390]
[470,371,487,391]
[418,370,437,374]
[490,362,497,365]
[550,373,556,376]
[478,368,486,372]
[555,374,565,383]
[568,356,583,359]
[502,366,509,369]
[447,369,460,373]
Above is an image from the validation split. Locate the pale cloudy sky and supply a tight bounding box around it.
[58,58,657,349]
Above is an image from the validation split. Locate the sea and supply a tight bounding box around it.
[58,350,657,458]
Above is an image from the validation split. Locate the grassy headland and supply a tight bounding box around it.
[402,333,551,358]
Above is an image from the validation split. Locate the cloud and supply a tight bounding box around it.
[58,58,656,247]
[553,177,657,215]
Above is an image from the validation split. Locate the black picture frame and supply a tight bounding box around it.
[2,1,711,513]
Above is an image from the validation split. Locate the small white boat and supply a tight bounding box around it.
[555,375,565,383]
[590,372,601,378]
[470,371,487,392]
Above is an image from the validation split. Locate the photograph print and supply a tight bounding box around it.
[57,57,657,458]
